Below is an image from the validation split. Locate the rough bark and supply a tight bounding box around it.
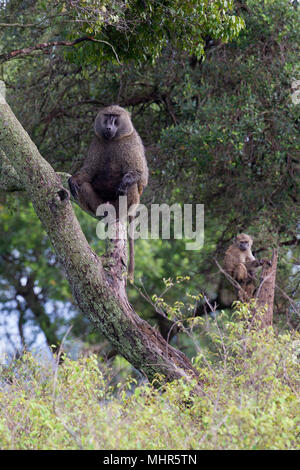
[0,148,24,191]
[0,86,199,385]
[255,249,278,328]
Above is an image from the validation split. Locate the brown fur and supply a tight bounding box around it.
[224,233,260,301]
[69,105,148,281]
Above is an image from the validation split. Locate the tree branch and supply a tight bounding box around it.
[0,148,24,191]
[0,84,200,386]
[255,249,278,328]
[0,37,94,63]
[0,36,120,65]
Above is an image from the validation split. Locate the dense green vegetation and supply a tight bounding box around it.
[0,0,299,450]
[1,310,299,450]
[0,0,298,353]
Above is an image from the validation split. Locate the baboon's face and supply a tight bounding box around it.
[94,106,134,141]
[238,240,249,251]
[236,234,252,251]
[101,114,119,140]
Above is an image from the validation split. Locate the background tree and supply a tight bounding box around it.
[0,0,299,363]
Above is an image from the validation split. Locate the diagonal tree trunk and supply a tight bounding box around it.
[0,85,199,386]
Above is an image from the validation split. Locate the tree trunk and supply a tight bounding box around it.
[255,249,278,328]
[0,84,199,386]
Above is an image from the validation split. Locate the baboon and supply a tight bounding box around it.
[68,105,148,281]
[223,233,262,301]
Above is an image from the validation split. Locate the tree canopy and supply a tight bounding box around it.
[0,0,299,360]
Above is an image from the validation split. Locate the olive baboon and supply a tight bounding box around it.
[68,105,148,281]
[223,233,262,301]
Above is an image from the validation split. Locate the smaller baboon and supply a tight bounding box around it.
[68,105,148,281]
[223,233,262,301]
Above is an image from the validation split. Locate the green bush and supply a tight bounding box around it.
[0,308,299,450]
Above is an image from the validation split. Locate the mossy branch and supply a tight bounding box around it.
[0,82,200,386]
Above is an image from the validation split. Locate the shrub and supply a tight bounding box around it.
[0,307,299,449]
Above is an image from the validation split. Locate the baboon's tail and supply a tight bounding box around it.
[128,216,135,282]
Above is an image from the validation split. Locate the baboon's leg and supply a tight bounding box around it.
[78,182,107,215]
[245,281,256,299]
[238,281,256,302]
[234,263,248,282]
[127,183,141,210]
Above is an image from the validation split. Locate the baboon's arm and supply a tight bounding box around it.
[69,137,104,198]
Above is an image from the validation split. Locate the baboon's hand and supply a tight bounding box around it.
[68,177,80,199]
[260,258,272,267]
[116,184,128,196]
[117,171,138,197]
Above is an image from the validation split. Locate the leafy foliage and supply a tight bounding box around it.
[1,308,299,449]
[0,0,299,355]
[1,0,244,65]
